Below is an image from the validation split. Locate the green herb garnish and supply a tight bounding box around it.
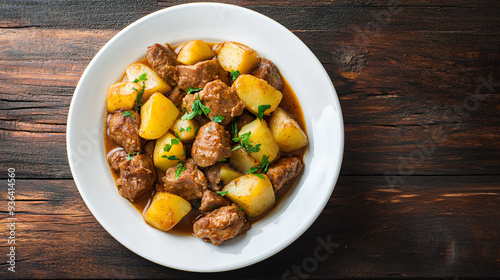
[230,70,240,82]
[179,126,192,133]
[247,155,271,179]
[133,73,147,106]
[257,104,271,121]
[161,155,181,161]
[126,152,139,161]
[216,191,228,196]
[186,87,203,95]
[123,110,135,119]
[212,115,225,123]
[181,94,211,120]
[232,131,261,153]
[174,163,186,180]
[238,206,244,211]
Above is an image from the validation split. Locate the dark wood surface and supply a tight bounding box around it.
[1,0,499,278]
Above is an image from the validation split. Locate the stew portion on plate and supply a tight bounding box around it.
[104,40,308,245]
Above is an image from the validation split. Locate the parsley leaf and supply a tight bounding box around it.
[186,87,203,95]
[231,131,261,153]
[247,155,271,179]
[181,94,211,120]
[212,115,225,123]
[123,111,135,119]
[126,152,139,161]
[216,190,228,196]
[133,73,147,106]
[230,70,240,82]
[238,206,244,211]
[163,138,181,152]
[257,104,271,121]
[232,116,240,138]
[161,155,180,161]
[174,163,186,180]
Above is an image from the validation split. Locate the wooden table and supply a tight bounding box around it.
[1,0,499,278]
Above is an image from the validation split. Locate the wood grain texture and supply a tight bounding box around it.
[0,177,498,278]
[1,0,499,278]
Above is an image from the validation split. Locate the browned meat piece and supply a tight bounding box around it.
[146,43,178,86]
[204,80,245,125]
[167,86,185,108]
[204,163,223,191]
[266,157,304,192]
[107,148,127,171]
[176,59,229,91]
[251,58,283,90]
[191,122,231,167]
[163,158,207,201]
[199,190,230,212]
[116,154,156,202]
[108,109,142,153]
[193,204,250,245]
[144,141,155,158]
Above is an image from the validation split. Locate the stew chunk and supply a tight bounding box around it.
[163,158,207,201]
[108,109,142,154]
[193,204,250,245]
[266,157,304,192]
[199,190,230,212]
[176,59,229,91]
[191,122,232,167]
[146,43,179,86]
[182,79,245,125]
[116,154,156,202]
[251,58,283,91]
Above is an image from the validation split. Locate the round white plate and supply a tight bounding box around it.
[67,2,343,272]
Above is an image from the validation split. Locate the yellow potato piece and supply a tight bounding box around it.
[269,107,308,152]
[125,63,171,103]
[177,40,216,65]
[139,92,179,140]
[170,117,197,142]
[232,74,282,116]
[217,41,260,74]
[230,146,259,173]
[222,174,275,217]
[106,81,142,113]
[143,192,191,232]
[238,119,280,164]
[153,131,186,171]
[219,163,243,186]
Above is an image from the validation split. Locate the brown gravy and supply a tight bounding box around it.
[104,45,306,235]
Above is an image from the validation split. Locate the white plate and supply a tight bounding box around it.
[67,2,343,272]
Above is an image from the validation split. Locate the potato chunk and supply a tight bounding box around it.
[143,192,191,232]
[177,40,216,65]
[232,74,282,116]
[139,92,179,140]
[269,107,308,152]
[217,42,260,74]
[125,63,171,103]
[230,146,259,173]
[219,163,243,186]
[106,81,142,113]
[153,131,186,171]
[238,119,280,164]
[222,174,275,217]
[170,117,197,142]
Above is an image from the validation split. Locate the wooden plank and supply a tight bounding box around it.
[1,27,499,178]
[1,1,500,31]
[0,177,498,278]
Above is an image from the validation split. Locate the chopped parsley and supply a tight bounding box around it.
[174,163,186,180]
[232,131,261,153]
[218,158,228,162]
[181,94,211,120]
[186,87,203,95]
[133,73,147,106]
[161,155,180,161]
[232,116,240,138]
[275,195,280,203]
[126,152,139,161]
[212,115,225,123]
[238,206,244,211]
[230,70,240,82]
[216,190,228,196]
[122,110,135,119]
[163,138,181,152]
[247,155,271,179]
[257,104,271,121]
[179,126,192,133]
